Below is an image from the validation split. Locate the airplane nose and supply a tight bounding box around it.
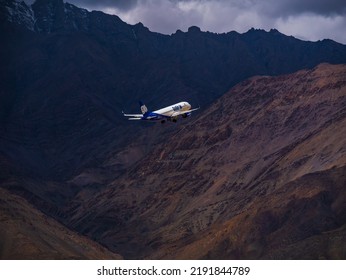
[187,103,191,109]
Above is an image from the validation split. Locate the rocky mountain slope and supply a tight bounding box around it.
[1,0,346,259]
[0,188,122,259]
[1,0,346,182]
[65,63,346,259]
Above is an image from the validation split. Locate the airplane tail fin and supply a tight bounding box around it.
[139,101,148,114]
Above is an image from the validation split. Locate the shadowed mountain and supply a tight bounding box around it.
[1,0,346,181]
[65,64,346,259]
[0,188,122,259]
[1,0,346,259]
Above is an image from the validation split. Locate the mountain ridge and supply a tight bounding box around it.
[1,0,345,180]
[1,0,346,259]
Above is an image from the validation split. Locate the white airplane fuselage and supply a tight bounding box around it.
[152,102,191,117]
[123,101,199,122]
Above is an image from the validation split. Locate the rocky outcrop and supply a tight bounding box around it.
[66,64,346,259]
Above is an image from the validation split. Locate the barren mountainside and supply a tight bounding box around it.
[1,0,346,260]
[0,188,122,259]
[65,63,346,259]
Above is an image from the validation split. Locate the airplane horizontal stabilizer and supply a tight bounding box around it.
[128,117,142,120]
[123,113,143,117]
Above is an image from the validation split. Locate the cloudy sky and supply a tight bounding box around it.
[26,0,346,44]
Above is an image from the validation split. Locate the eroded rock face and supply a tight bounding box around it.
[1,0,346,260]
[65,64,346,259]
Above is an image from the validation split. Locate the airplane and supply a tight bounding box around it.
[123,101,199,123]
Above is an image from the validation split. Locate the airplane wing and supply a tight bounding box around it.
[122,111,144,120]
[123,113,143,117]
[184,107,200,113]
[171,107,200,117]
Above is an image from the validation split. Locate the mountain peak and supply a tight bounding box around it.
[0,0,35,30]
[32,0,65,33]
[33,0,64,6]
[188,25,201,33]
[31,0,65,12]
[1,0,128,33]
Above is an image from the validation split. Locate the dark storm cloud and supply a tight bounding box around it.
[23,0,138,11]
[23,0,346,43]
[67,0,139,11]
[165,0,346,16]
[260,0,346,17]
[25,0,346,16]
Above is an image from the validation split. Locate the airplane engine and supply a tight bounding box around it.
[182,112,191,118]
